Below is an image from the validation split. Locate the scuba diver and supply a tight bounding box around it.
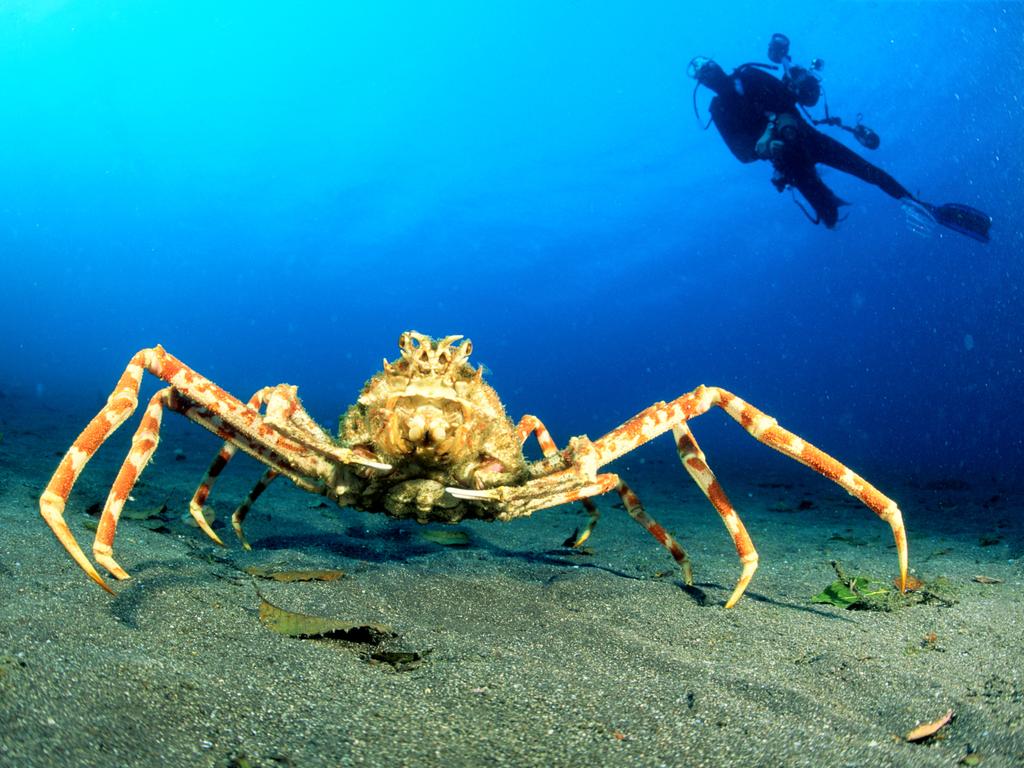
[688,34,991,242]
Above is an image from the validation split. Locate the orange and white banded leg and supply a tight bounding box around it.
[705,387,907,592]
[673,423,755,607]
[615,480,693,585]
[588,385,908,604]
[91,389,173,582]
[190,384,359,545]
[40,350,156,592]
[517,414,599,547]
[188,444,234,545]
[90,388,287,584]
[189,387,278,543]
[41,346,336,591]
[231,468,279,550]
[452,468,690,576]
[516,414,559,455]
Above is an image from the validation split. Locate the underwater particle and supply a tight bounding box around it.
[963,334,975,351]
[905,708,953,742]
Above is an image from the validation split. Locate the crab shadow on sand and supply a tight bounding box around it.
[102,519,857,629]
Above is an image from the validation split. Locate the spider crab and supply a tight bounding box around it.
[40,331,908,607]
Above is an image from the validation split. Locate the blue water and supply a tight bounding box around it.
[1,2,1021,483]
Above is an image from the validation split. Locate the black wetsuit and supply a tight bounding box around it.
[707,65,911,227]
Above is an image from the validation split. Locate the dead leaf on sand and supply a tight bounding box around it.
[905,708,954,742]
[420,528,471,547]
[245,566,346,582]
[972,575,1003,584]
[122,503,168,521]
[257,595,394,643]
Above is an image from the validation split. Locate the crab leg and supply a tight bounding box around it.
[83,390,325,588]
[516,414,559,454]
[40,347,335,591]
[231,469,279,550]
[589,385,908,602]
[464,415,697,575]
[449,472,621,515]
[40,352,155,592]
[456,386,907,608]
[516,414,601,546]
[615,480,693,584]
[450,467,693,578]
[189,388,277,535]
[516,414,689,565]
[188,443,237,538]
[169,396,326,497]
[672,423,756,608]
[91,388,171,581]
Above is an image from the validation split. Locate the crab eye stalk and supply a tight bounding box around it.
[406,414,426,443]
[428,418,447,444]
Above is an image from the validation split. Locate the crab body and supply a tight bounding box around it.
[338,333,527,522]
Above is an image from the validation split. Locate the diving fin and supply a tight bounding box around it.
[929,202,992,243]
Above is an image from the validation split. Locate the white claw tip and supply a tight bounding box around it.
[445,487,495,500]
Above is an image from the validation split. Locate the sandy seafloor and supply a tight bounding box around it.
[1,394,1022,768]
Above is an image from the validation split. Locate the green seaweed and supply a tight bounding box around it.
[812,561,958,611]
[811,561,903,611]
[812,576,877,608]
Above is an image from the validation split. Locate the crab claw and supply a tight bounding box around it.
[40,490,115,594]
[445,486,498,501]
[337,448,392,472]
[354,456,393,471]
